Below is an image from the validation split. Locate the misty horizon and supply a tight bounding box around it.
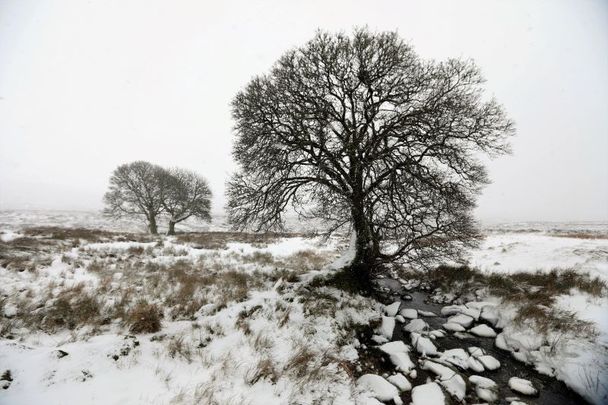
[1,0,607,223]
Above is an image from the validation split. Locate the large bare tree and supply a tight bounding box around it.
[227,29,514,284]
[160,168,212,235]
[103,161,166,234]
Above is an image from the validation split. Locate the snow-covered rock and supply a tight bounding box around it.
[495,333,509,350]
[371,335,389,344]
[508,377,538,396]
[384,302,401,317]
[428,330,446,339]
[467,356,485,372]
[480,305,499,326]
[3,304,17,318]
[411,382,445,405]
[469,375,498,402]
[357,374,403,404]
[418,310,437,317]
[399,308,417,319]
[421,360,466,401]
[441,305,480,319]
[358,397,384,405]
[378,341,409,355]
[378,316,395,339]
[478,355,501,370]
[442,322,466,332]
[387,373,411,392]
[439,348,469,369]
[446,314,474,328]
[469,324,497,338]
[466,301,497,310]
[389,352,415,373]
[411,333,438,356]
[403,318,427,333]
[378,341,415,373]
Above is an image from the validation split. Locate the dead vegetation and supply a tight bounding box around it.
[246,358,278,384]
[127,301,163,333]
[175,231,312,250]
[166,335,194,362]
[34,284,103,331]
[428,265,606,303]
[547,230,608,240]
[513,304,597,337]
[23,226,114,242]
[426,265,606,338]
[22,226,155,243]
[283,347,354,390]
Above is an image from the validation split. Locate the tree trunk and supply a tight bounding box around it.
[167,221,176,235]
[148,216,158,235]
[350,205,376,289]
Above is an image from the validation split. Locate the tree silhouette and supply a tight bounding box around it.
[227,29,514,285]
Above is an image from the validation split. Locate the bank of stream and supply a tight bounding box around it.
[356,278,589,404]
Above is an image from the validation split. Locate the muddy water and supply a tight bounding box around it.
[375,279,589,405]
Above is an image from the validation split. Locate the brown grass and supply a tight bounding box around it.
[428,265,606,305]
[167,335,193,362]
[514,304,598,337]
[246,358,278,384]
[127,246,145,255]
[22,226,113,242]
[547,231,608,240]
[235,305,262,335]
[127,301,163,333]
[245,251,276,266]
[40,285,102,331]
[176,231,310,250]
[426,265,607,338]
[284,348,316,378]
[283,250,331,271]
[283,347,353,388]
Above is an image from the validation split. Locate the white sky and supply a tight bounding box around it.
[0,0,607,222]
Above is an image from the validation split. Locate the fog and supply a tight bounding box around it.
[1,0,607,222]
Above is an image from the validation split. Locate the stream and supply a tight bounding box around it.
[363,278,589,404]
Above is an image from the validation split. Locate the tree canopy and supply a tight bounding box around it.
[161,168,212,235]
[227,29,514,282]
[104,161,211,234]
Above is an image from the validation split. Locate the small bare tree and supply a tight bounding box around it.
[227,29,514,286]
[103,161,166,234]
[161,168,212,235]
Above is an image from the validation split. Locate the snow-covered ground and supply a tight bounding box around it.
[0,223,377,404]
[464,225,608,404]
[470,231,608,282]
[0,210,607,404]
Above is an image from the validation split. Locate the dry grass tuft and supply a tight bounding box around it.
[283,347,353,390]
[38,285,101,331]
[245,251,275,266]
[514,304,598,337]
[285,250,331,271]
[22,227,113,242]
[547,231,608,240]
[127,301,163,333]
[246,358,278,384]
[284,348,316,379]
[427,265,606,338]
[176,231,311,250]
[167,335,193,362]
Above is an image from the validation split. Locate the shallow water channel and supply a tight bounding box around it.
[372,278,589,404]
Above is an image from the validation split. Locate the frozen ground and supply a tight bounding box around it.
[471,229,608,282]
[0,210,606,404]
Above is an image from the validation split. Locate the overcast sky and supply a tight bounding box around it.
[0,0,606,223]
